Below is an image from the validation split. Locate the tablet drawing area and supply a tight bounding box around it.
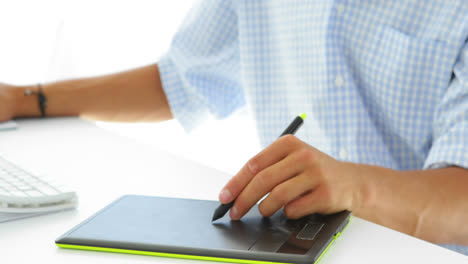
[56,195,350,264]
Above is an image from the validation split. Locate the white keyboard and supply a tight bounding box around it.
[0,154,77,222]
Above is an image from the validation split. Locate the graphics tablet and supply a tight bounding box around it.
[56,195,351,264]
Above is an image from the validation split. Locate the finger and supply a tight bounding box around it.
[230,149,308,219]
[258,173,318,217]
[283,187,333,219]
[219,135,302,204]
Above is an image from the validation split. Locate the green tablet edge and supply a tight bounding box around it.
[55,217,351,264]
[314,215,352,264]
[55,243,288,264]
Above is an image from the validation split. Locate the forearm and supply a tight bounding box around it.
[353,164,468,245]
[13,64,172,122]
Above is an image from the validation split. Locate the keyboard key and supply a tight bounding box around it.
[0,154,78,215]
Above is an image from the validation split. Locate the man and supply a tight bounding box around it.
[1,0,467,254]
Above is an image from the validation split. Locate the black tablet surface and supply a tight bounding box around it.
[56,195,350,264]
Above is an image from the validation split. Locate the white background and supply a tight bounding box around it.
[0,0,261,175]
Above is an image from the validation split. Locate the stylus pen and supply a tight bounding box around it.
[212,113,307,222]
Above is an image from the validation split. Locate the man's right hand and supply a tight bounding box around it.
[0,83,18,122]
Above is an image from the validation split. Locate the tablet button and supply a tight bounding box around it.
[249,228,291,252]
[296,223,324,240]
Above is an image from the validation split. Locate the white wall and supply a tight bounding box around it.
[0,0,261,175]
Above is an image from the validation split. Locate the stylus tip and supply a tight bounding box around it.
[211,212,223,222]
[212,201,234,222]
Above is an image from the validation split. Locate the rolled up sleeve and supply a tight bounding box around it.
[158,0,244,132]
[424,40,468,170]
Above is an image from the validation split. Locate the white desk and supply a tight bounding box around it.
[0,118,466,264]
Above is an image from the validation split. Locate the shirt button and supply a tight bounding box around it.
[336,4,345,15]
[335,75,344,87]
[339,148,348,160]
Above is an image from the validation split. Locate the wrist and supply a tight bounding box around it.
[348,162,402,215]
[345,162,382,214]
[12,84,42,118]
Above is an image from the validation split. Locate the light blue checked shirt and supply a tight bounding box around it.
[158,0,468,255]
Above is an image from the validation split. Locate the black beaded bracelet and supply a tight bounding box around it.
[24,84,47,117]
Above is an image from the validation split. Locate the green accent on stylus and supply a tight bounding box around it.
[300,113,307,120]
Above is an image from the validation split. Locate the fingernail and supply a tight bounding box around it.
[230,206,239,219]
[247,161,257,174]
[219,189,232,203]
